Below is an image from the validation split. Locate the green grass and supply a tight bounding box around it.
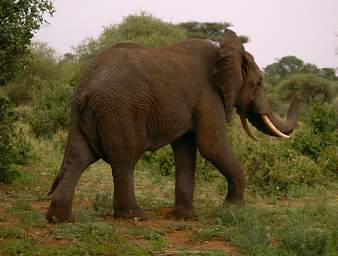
[1,126,337,255]
[208,197,338,256]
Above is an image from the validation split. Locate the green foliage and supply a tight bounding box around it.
[331,96,338,114]
[143,146,219,181]
[0,97,31,183]
[304,100,338,134]
[213,200,338,256]
[8,42,79,105]
[143,146,175,176]
[178,21,230,41]
[74,12,188,61]
[263,55,338,85]
[236,138,324,196]
[291,101,338,175]
[277,74,335,104]
[0,0,54,86]
[320,68,338,81]
[25,42,60,80]
[26,80,74,138]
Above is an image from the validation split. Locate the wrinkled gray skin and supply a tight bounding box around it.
[46,29,299,222]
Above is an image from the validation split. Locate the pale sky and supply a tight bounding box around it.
[35,0,338,69]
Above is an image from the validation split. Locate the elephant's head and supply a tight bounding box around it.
[215,29,300,139]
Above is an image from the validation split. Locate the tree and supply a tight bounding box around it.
[277,74,335,104]
[264,56,305,85]
[178,21,249,43]
[320,68,338,81]
[264,56,338,85]
[0,0,53,183]
[178,22,229,41]
[0,0,54,86]
[73,13,247,62]
[74,12,187,61]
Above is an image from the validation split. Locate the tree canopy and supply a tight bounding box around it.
[277,74,335,104]
[73,13,247,62]
[263,56,337,85]
[178,21,249,43]
[74,12,188,61]
[0,0,54,86]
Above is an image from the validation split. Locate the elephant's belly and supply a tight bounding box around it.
[145,111,193,151]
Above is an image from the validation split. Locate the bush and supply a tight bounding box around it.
[237,139,324,196]
[0,98,31,183]
[331,96,338,114]
[277,74,335,104]
[26,80,74,138]
[291,101,338,175]
[7,42,76,106]
[143,146,219,181]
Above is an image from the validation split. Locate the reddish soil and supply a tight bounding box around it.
[139,207,241,255]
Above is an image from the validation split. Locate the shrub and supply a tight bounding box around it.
[7,42,78,106]
[142,146,175,176]
[291,101,338,175]
[0,98,31,183]
[26,80,74,138]
[304,100,338,134]
[331,96,338,114]
[236,139,324,196]
[143,146,219,181]
[317,145,338,175]
[7,80,33,105]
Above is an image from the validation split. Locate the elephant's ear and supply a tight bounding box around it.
[214,29,245,120]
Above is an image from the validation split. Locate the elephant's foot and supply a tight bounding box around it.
[46,203,75,223]
[167,205,196,219]
[224,193,244,205]
[113,207,147,220]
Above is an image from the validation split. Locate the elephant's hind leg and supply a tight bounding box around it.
[46,127,98,222]
[105,149,146,220]
[169,132,197,218]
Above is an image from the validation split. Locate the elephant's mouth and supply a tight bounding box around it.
[239,97,300,140]
[240,113,289,141]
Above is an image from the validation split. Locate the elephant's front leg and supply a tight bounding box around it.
[170,132,197,218]
[195,103,245,203]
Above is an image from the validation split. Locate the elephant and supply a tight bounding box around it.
[46,29,299,222]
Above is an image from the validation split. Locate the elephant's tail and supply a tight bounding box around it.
[48,93,99,196]
[48,171,62,196]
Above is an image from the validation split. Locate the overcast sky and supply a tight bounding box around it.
[35,0,338,69]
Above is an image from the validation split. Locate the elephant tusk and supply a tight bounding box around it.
[261,115,290,138]
[240,115,259,141]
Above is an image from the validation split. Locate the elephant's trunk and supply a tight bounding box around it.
[246,96,300,138]
[263,96,300,136]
